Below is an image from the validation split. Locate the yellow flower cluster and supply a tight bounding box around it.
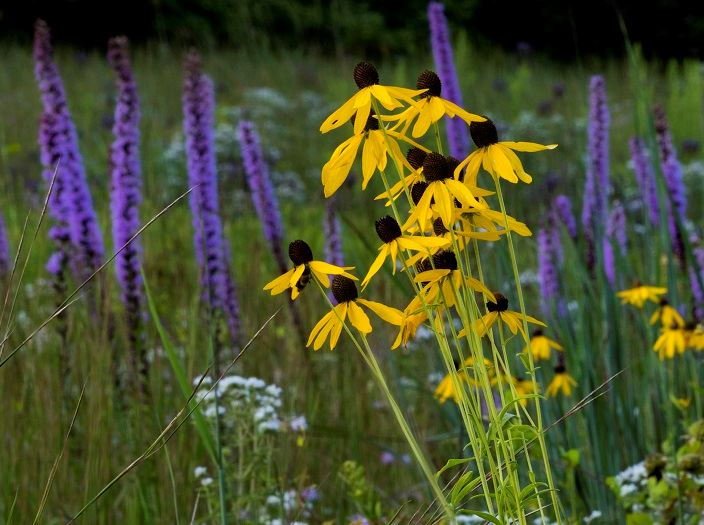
[265,62,558,396]
[618,284,704,360]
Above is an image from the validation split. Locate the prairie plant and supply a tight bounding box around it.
[264,62,562,523]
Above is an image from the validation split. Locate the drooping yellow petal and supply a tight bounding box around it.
[361,245,389,289]
[499,145,533,184]
[489,146,519,183]
[348,301,372,334]
[353,97,372,135]
[307,310,336,347]
[320,96,358,133]
[433,183,454,228]
[328,303,349,349]
[263,268,296,293]
[445,178,483,209]
[288,264,306,288]
[357,298,403,326]
[501,141,558,152]
[414,269,450,283]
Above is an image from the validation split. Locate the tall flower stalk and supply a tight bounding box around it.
[33,19,104,280]
[108,36,145,376]
[654,105,687,264]
[538,223,560,315]
[628,137,660,226]
[554,194,577,241]
[183,53,241,346]
[581,76,609,275]
[427,2,470,159]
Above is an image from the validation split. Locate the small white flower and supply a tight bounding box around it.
[200,477,214,487]
[619,483,637,496]
[583,510,602,523]
[290,415,308,432]
[193,466,207,478]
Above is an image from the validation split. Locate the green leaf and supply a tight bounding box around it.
[436,457,472,478]
[461,510,502,525]
[626,512,653,525]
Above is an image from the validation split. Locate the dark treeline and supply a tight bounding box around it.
[1,0,703,60]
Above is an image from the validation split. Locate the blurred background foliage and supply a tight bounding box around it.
[1,0,704,60]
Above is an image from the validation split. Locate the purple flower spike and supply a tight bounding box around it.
[237,120,286,273]
[427,2,470,159]
[654,105,687,263]
[323,198,344,268]
[587,75,610,217]
[554,195,577,241]
[690,241,704,320]
[34,20,104,279]
[602,238,615,286]
[0,213,10,275]
[607,201,627,254]
[538,227,559,314]
[628,137,660,226]
[183,53,241,345]
[108,36,145,360]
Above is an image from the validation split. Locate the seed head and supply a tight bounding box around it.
[554,364,566,374]
[486,293,509,312]
[288,240,313,266]
[406,147,427,170]
[411,181,429,204]
[353,62,379,89]
[417,70,442,98]
[432,250,457,271]
[331,275,358,303]
[375,216,402,243]
[423,153,450,182]
[433,217,448,236]
[470,118,499,148]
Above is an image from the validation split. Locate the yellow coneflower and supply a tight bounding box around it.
[454,117,556,185]
[413,250,494,308]
[321,112,427,198]
[374,146,428,206]
[263,240,356,300]
[525,329,563,361]
[384,70,484,138]
[361,216,449,289]
[459,207,532,238]
[650,299,685,328]
[306,275,403,351]
[686,323,704,351]
[320,62,426,136]
[403,153,485,230]
[616,283,667,308]
[434,357,496,404]
[512,376,538,406]
[545,363,577,398]
[653,325,687,360]
[473,293,545,340]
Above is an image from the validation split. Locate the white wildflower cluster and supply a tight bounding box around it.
[193,465,214,488]
[583,510,602,523]
[259,486,319,524]
[611,461,648,498]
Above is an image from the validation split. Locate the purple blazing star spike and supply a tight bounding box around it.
[427,2,470,159]
[654,105,687,263]
[628,137,660,226]
[183,53,241,345]
[690,242,704,320]
[33,20,104,279]
[323,198,344,268]
[538,227,559,315]
[237,120,286,273]
[108,36,145,360]
[0,212,10,275]
[587,75,610,218]
[607,201,627,254]
[554,195,577,241]
[602,238,615,286]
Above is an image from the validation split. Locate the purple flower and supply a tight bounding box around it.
[427,2,470,159]
[300,486,319,503]
[538,227,559,314]
[0,213,10,275]
[690,239,704,320]
[108,36,144,350]
[34,20,104,279]
[628,137,660,226]
[654,105,687,263]
[380,451,395,465]
[607,201,627,254]
[323,198,344,268]
[587,75,610,217]
[554,195,577,241]
[602,238,615,286]
[237,120,286,273]
[183,53,240,344]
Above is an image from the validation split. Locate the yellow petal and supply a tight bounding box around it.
[501,141,557,152]
[320,96,357,133]
[357,298,403,325]
[348,301,372,334]
[361,246,388,289]
[307,310,335,347]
